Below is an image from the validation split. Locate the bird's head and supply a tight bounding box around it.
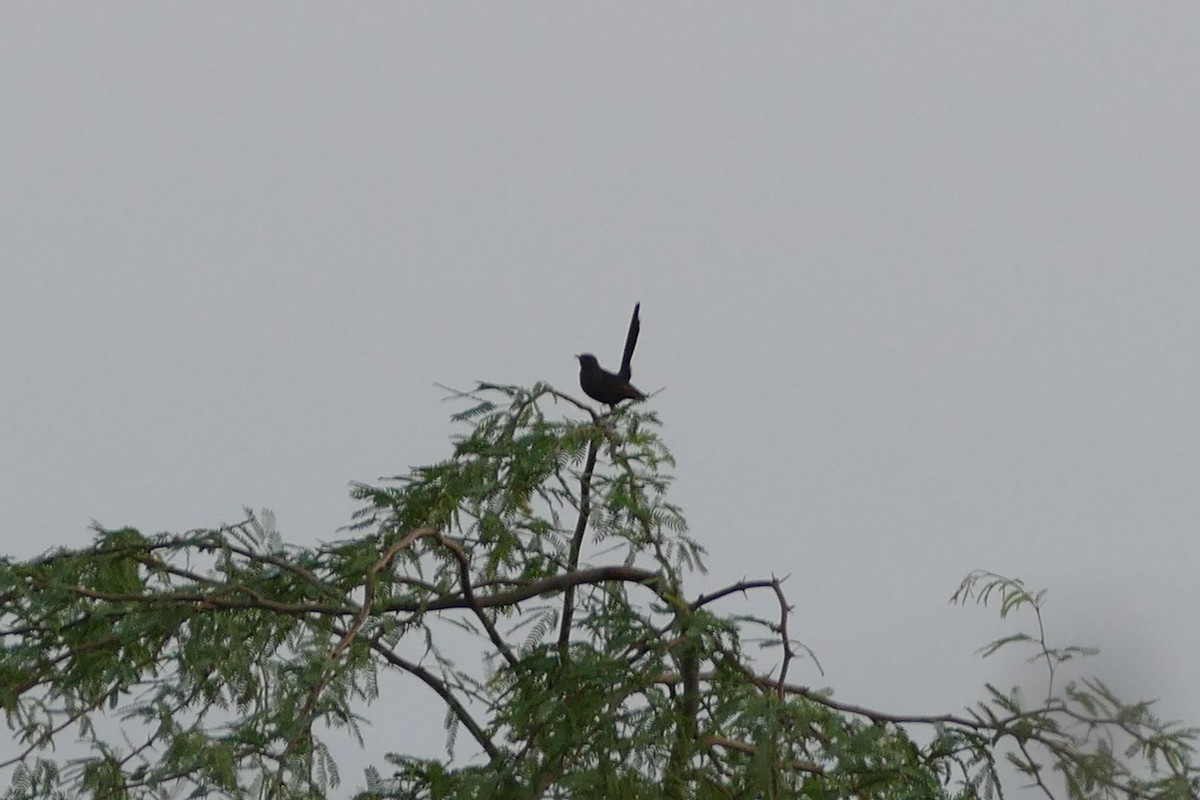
[576,354,599,369]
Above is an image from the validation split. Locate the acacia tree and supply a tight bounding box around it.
[1,383,1196,799]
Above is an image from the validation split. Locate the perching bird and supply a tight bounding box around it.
[576,303,647,408]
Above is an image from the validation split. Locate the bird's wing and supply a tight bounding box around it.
[618,302,640,380]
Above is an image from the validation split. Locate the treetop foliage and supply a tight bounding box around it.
[1,382,1196,799]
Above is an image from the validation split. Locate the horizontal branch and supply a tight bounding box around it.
[54,585,353,617]
[689,579,777,611]
[386,565,664,613]
[38,566,665,628]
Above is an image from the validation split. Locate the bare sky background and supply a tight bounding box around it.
[4,6,1200,796]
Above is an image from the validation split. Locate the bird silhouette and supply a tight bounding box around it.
[576,303,647,408]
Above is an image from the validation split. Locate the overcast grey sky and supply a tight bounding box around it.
[4,5,1200,796]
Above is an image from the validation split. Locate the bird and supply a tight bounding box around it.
[576,303,647,408]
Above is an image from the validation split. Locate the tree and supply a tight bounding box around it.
[1,382,1196,799]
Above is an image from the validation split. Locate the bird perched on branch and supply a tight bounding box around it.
[576,303,647,408]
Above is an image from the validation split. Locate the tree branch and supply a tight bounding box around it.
[366,637,500,762]
[558,433,600,659]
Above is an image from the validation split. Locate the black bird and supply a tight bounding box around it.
[576,303,647,408]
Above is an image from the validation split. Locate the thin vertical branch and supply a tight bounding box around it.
[761,576,792,698]
[558,431,600,660]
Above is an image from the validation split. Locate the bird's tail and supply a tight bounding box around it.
[619,302,640,380]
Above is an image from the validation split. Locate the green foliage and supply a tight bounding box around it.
[1,383,1197,799]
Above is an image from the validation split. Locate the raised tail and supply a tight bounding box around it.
[618,302,640,381]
